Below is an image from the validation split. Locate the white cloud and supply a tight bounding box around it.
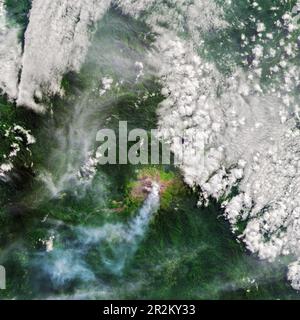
[0,0,22,99]
[17,0,111,112]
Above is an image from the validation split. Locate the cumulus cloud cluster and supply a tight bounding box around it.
[0,124,36,181]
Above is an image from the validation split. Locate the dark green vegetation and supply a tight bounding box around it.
[0,97,33,164]
[5,0,31,40]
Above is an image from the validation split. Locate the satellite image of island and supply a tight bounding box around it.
[1,0,300,301]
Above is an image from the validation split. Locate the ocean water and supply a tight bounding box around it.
[0,1,300,300]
